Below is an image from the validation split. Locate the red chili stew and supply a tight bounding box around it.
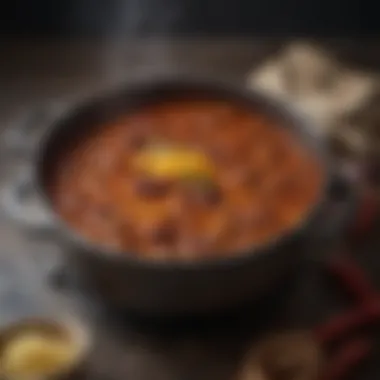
[49,98,322,261]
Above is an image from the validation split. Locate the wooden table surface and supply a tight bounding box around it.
[0,38,380,380]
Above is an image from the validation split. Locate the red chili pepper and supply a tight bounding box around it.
[327,256,377,303]
[321,337,371,380]
[313,300,380,345]
[349,190,378,238]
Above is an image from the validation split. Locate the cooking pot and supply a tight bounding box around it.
[0,77,355,317]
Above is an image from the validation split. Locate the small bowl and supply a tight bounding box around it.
[0,317,91,380]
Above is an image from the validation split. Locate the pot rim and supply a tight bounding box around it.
[34,74,333,271]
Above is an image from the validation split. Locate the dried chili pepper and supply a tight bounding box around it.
[349,189,378,239]
[326,255,377,303]
[321,337,371,380]
[313,251,380,379]
[314,300,380,344]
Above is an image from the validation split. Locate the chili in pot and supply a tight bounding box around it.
[48,98,322,261]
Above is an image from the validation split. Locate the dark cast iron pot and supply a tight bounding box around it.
[0,77,355,317]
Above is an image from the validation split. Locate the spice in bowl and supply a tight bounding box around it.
[239,332,323,380]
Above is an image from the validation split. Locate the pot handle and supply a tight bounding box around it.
[310,166,359,244]
[0,166,55,233]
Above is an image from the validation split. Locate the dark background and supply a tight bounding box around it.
[0,0,378,36]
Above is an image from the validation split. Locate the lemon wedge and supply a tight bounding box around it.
[2,332,77,378]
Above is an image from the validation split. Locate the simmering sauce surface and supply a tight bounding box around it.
[49,98,322,261]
